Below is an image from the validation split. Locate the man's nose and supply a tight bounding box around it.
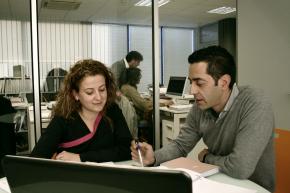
[191,84,198,95]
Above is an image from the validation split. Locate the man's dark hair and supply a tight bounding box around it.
[126,51,143,62]
[188,46,236,89]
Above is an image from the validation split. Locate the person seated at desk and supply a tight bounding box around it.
[119,68,173,144]
[31,59,132,163]
[120,68,152,113]
[119,67,153,144]
[119,68,173,113]
[131,46,275,192]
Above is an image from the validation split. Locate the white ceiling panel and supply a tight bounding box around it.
[0,0,236,27]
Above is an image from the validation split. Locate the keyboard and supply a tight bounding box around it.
[168,104,193,111]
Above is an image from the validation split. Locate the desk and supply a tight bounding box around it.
[0,161,270,193]
[27,105,51,152]
[116,160,270,193]
[160,106,189,146]
[209,173,270,193]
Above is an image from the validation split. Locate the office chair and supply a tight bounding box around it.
[275,128,290,193]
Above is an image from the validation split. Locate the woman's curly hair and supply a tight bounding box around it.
[52,59,117,119]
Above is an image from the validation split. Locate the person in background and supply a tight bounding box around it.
[120,68,172,144]
[119,68,153,114]
[110,51,143,140]
[119,67,152,144]
[31,59,132,162]
[131,46,275,192]
[111,51,143,88]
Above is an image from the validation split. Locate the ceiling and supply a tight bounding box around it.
[0,0,236,27]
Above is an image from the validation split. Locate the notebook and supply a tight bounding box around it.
[161,157,219,177]
[2,155,192,193]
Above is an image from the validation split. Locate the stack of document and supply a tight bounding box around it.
[169,104,193,111]
[161,157,219,177]
[0,177,10,193]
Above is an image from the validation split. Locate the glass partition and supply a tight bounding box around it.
[0,0,236,158]
[0,0,33,159]
[159,0,236,149]
[37,0,154,145]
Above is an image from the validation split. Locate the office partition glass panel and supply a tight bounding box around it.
[38,21,92,102]
[92,23,127,66]
[129,26,153,93]
[162,28,194,87]
[36,0,155,146]
[159,0,236,148]
[0,0,33,158]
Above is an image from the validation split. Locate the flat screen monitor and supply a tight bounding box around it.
[166,76,190,98]
[2,155,192,193]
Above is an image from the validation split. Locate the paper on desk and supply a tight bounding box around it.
[83,162,256,193]
[0,177,11,193]
[174,168,256,193]
[194,177,257,193]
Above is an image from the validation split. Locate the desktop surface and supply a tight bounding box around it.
[2,155,192,193]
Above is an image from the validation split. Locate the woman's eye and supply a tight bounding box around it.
[99,87,106,92]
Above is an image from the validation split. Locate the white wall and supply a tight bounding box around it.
[237,0,290,129]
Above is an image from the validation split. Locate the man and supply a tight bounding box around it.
[131,46,275,192]
[111,51,143,88]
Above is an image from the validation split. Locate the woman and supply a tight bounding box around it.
[31,59,132,162]
[119,68,155,144]
[119,68,153,114]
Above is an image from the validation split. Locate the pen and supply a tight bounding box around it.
[135,140,144,167]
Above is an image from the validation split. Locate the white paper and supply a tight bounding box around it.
[0,177,11,193]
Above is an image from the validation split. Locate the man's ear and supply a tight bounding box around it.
[218,74,231,90]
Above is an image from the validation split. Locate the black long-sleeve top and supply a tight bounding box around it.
[31,103,132,162]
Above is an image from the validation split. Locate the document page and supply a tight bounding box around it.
[0,177,11,193]
[194,177,257,193]
[160,167,257,193]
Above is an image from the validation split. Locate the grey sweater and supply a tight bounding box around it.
[155,86,275,192]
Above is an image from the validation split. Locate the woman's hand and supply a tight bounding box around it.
[55,151,81,162]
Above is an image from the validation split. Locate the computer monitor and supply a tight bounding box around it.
[2,155,192,193]
[166,76,191,99]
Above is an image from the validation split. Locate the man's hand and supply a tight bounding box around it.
[130,140,155,166]
[55,151,81,162]
[198,148,209,162]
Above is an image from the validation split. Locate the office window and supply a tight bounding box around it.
[0,19,32,95]
[92,23,127,66]
[0,20,31,78]
[162,28,194,87]
[129,26,152,92]
[38,22,92,95]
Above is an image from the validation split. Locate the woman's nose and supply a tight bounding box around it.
[94,91,101,100]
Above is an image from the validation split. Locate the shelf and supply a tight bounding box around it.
[0,77,31,79]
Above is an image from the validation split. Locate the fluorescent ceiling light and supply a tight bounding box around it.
[207,7,236,14]
[135,0,170,7]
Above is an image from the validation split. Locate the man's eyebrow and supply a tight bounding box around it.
[191,78,205,82]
